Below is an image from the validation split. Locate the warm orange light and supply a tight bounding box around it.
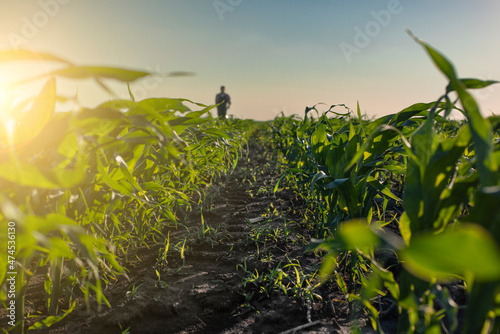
[0,84,17,148]
[0,84,9,111]
[0,65,59,158]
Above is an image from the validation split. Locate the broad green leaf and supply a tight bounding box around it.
[48,237,75,259]
[338,220,380,254]
[15,77,56,145]
[446,78,499,93]
[402,224,500,282]
[0,161,60,189]
[399,212,412,245]
[321,220,379,255]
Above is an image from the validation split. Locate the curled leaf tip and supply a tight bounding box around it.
[167,71,196,77]
[406,29,421,43]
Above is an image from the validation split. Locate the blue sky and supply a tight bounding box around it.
[0,0,499,120]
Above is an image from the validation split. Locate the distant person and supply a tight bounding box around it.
[215,85,231,119]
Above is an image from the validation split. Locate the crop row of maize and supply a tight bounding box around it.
[0,51,251,333]
[270,36,500,333]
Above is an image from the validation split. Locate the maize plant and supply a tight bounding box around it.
[274,34,500,333]
[0,50,250,333]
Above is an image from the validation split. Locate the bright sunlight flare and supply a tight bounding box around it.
[0,83,17,146]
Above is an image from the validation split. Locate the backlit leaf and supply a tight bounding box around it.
[402,224,500,282]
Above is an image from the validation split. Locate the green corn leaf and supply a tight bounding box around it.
[339,220,380,254]
[319,253,338,282]
[28,302,76,330]
[139,97,191,113]
[410,30,498,186]
[446,78,499,93]
[127,82,135,102]
[115,155,143,192]
[324,178,349,190]
[321,220,379,255]
[311,123,328,161]
[408,30,456,80]
[185,108,211,119]
[48,237,75,259]
[344,124,411,173]
[203,127,232,140]
[273,169,300,194]
[367,177,401,202]
[15,66,150,88]
[51,66,150,82]
[0,161,60,189]
[166,71,196,77]
[119,132,158,145]
[78,106,127,121]
[0,49,72,64]
[167,116,207,127]
[409,106,437,172]
[399,212,412,245]
[96,156,133,196]
[372,262,400,300]
[163,209,176,223]
[310,171,331,191]
[15,77,56,143]
[356,101,362,121]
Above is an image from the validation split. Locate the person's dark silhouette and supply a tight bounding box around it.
[215,86,231,119]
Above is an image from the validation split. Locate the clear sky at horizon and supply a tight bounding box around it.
[0,0,499,120]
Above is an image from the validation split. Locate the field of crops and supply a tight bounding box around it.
[269,37,500,333]
[1,37,500,333]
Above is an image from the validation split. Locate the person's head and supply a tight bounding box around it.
[220,85,225,93]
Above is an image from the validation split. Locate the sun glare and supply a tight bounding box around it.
[0,83,17,146]
[0,64,60,151]
[0,85,7,109]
